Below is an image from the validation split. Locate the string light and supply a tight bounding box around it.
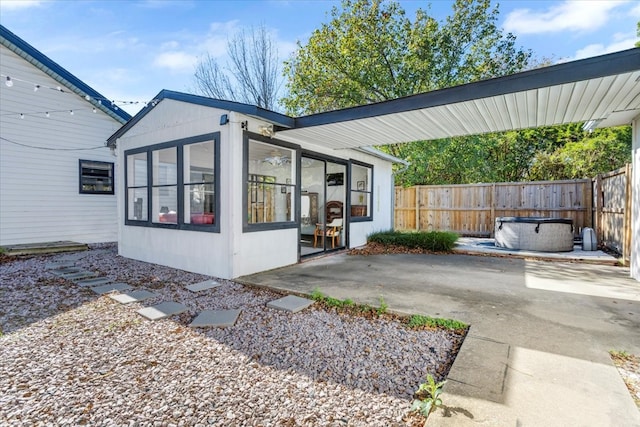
[0,74,158,119]
[1,73,155,109]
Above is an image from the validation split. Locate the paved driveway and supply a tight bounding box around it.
[240,253,640,426]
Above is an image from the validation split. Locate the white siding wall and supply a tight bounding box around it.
[116,100,234,278]
[116,103,396,279]
[0,45,123,245]
[631,116,639,281]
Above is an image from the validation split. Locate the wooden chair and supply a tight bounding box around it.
[313,218,343,248]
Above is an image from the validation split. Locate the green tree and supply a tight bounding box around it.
[282,0,530,115]
[529,126,632,180]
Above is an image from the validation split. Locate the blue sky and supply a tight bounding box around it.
[1,0,638,115]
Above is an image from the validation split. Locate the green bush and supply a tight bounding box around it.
[367,230,458,252]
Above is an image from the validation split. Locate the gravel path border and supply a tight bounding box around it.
[1,244,464,426]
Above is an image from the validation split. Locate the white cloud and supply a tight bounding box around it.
[504,1,628,35]
[572,36,637,60]
[0,0,45,11]
[152,51,198,72]
[630,3,640,17]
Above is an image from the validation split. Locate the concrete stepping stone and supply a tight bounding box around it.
[137,301,188,321]
[110,290,159,304]
[266,295,315,313]
[51,267,82,276]
[45,261,76,270]
[91,282,133,295]
[62,271,98,281]
[76,277,112,287]
[185,279,220,292]
[189,309,241,328]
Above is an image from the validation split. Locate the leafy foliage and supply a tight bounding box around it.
[283,0,530,115]
[411,374,446,421]
[389,124,632,185]
[367,230,458,252]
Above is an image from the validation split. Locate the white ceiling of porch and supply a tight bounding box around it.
[275,69,640,151]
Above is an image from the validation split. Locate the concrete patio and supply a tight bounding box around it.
[239,252,640,426]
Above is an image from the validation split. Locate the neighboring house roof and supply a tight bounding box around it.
[0,25,131,124]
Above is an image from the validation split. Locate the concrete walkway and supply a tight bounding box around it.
[239,253,640,426]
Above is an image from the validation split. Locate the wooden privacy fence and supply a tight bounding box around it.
[395,165,633,262]
[395,179,592,237]
[593,164,633,263]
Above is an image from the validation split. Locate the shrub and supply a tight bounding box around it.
[367,230,458,252]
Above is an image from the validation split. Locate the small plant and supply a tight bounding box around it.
[609,349,631,360]
[377,295,388,315]
[408,314,467,332]
[310,288,324,301]
[411,374,446,422]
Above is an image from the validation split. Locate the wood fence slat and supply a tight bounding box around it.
[394,169,629,252]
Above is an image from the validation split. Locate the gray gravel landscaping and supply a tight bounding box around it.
[0,244,464,426]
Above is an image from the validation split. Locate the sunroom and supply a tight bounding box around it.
[108,90,402,279]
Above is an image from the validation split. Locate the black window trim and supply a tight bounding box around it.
[124,132,220,233]
[243,131,300,233]
[79,159,114,195]
[349,159,374,222]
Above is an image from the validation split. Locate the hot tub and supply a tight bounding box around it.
[495,217,574,252]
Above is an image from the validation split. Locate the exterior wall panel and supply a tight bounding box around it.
[0,45,123,245]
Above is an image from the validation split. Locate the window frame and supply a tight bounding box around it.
[78,159,114,195]
[124,132,220,233]
[349,160,374,222]
[243,131,300,233]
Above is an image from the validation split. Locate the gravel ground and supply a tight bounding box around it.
[0,244,464,426]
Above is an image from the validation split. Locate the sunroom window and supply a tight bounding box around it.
[152,147,178,224]
[245,135,297,230]
[350,162,373,220]
[184,140,215,225]
[124,132,219,232]
[126,152,148,221]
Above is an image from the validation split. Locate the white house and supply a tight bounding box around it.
[108,91,403,279]
[109,49,640,282]
[0,25,131,246]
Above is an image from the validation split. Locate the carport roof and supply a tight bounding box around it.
[109,48,639,150]
[276,48,640,150]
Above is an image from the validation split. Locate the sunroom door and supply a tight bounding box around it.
[300,156,346,256]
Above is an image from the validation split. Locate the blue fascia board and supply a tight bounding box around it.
[293,48,640,128]
[108,89,296,143]
[0,24,131,123]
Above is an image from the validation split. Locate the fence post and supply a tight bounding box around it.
[624,163,632,265]
[593,174,602,243]
[490,183,496,237]
[415,186,420,231]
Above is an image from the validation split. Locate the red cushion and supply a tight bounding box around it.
[191,213,214,224]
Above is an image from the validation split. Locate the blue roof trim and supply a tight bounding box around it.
[108,89,295,143]
[0,25,131,123]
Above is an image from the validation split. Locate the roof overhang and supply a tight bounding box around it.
[274,48,640,150]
